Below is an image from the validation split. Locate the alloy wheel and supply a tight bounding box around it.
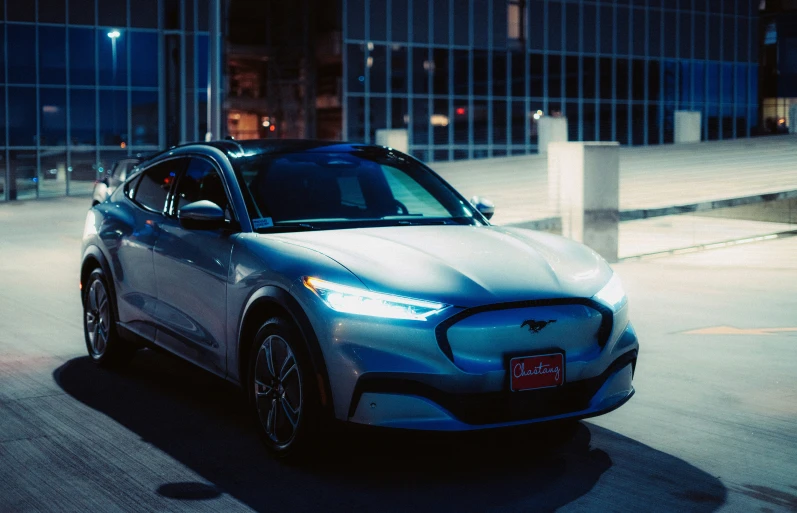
[85,278,111,358]
[254,334,303,447]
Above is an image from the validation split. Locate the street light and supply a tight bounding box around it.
[107,30,121,148]
[107,30,121,83]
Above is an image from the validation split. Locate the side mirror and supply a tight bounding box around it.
[470,196,495,220]
[178,200,226,229]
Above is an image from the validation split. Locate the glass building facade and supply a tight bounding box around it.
[342,0,760,162]
[0,0,219,202]
[760,3,797,133]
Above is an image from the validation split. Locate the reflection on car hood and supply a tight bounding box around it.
[267,225,613,307]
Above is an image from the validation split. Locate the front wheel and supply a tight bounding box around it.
[83,268,135,367]
[248,317,321,459]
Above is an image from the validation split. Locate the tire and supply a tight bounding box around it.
[248,317,321,459]
[82,268,135,368]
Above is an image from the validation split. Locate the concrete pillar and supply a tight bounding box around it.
[537,117,568,155]
[674,111,702,143]
[375,129,409,154]
[789,104,797,134]
[549,142,620,263]
[56,162,67,183]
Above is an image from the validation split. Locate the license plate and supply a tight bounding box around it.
[509,353,564,391]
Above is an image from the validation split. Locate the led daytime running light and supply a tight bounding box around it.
[304,277,448,321]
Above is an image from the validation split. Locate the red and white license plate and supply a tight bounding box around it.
[509,353,565,391]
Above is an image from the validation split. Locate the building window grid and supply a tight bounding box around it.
[2,1,758,185]
[3,4,9,200]
[468,0,474,160]
[447,0,454,160]
[426,0,433,155]
[35,7,41,198]
[363,0,370,144]
[385,0,393,134]
[8,4,749,171]
[0,0,211,200]
[486,2,493,158]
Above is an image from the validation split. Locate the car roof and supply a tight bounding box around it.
[202,139,386,158]
[159,139,392,158]
[135,139,402,171]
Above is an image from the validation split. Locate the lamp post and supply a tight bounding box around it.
[107,30,120,81]
[107,30,121,147]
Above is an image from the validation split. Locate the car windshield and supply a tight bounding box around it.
[233,150,483,232]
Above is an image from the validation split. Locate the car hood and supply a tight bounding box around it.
[267,225,612,308]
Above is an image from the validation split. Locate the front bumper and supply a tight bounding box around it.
[348,348,636,430]
[294,283,639,430]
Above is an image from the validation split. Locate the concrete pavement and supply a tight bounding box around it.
[1,197,796,512]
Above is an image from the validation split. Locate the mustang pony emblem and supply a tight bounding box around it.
[521,319,556,334]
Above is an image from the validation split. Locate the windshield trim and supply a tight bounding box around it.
[252,216,480,234]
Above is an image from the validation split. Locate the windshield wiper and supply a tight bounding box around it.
[394,219,454,226]
[255,222,318,233]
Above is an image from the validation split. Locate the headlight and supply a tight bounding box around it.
[593,272,627,310]
[303,277,449,321]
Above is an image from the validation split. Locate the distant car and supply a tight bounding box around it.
[91,158,140,205]
[80,140,638,458]
[0,165,38,198]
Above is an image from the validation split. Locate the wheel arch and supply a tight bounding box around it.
[80,245,120,320]
[238,286,335,419]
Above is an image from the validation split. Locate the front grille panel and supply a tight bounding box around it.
[441,303,606,374]
[435,298,614,364]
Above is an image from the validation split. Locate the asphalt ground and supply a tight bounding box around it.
[1,196,796,512]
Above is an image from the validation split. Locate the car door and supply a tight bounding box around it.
[111,158,185,342]
[152,156,237,376]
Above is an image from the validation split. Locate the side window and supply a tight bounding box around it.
[133,160,181,213]
[125,173,142,199]
[117,161,135,182]
[174,158,231,217]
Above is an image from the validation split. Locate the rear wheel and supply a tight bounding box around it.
[83,268,135,367]
[248,317,320,459]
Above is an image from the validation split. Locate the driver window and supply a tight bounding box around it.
[175,158,232,219]
[133,161,178,213]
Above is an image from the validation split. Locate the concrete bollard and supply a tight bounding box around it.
[375,129,409,154]
[537,117,568,156]
[549,142,620,263]
[674,111,702,143]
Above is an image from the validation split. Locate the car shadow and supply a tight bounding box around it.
[54,351,727,512]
